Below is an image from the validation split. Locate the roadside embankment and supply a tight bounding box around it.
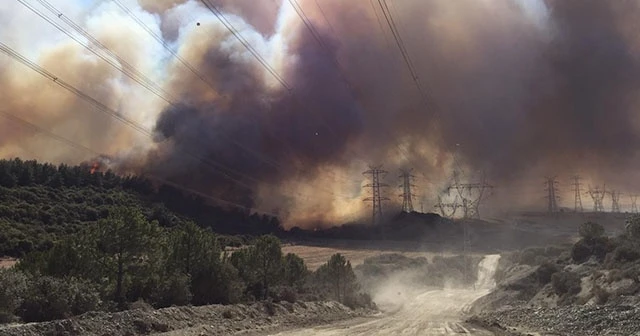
[0,301,373,336]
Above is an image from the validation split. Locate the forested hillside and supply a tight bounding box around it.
[0,158,282,257]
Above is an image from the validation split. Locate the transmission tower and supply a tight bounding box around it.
[435,195,462,218]
[399,169,416,213]
[363,165,389,225]
[587,185,606,212]
[610,190,622,213]
[571,175,583,212]
[631,195,639,214]
[544,177,560,213]
[448,175,494,219]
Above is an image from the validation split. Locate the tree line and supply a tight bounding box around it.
[0,158,282,257]
[0,207,371,323]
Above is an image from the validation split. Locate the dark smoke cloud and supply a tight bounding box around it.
[4,0,640,223]
[146,13,363,206]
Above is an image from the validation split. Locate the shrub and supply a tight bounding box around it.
[612,245,640,263]
[579,222,605,241]
[0,269,28,323]
[572,236,613,263]
[156,274,192,308]
[18,276,101,322]
[551,271,581,296]
[280,287,297,303]
[572,240,592,263]
[343,293,375,310]
[535,262,559,284]
[592,285,609,305]
[625,215,640,240]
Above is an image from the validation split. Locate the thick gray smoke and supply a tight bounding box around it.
[2,0,640,224]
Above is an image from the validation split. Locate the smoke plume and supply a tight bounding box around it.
[2,0,640,225]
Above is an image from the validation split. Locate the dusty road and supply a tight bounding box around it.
[268,255,500,336]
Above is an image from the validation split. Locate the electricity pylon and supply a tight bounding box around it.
[571,175,583,212]
[399,169,416,213]
[587,185,606,213]
[363,165,389,225]
[631,195,639,214]
[610,190,622,213]
[435,195,462,218]
[544,176,560,213]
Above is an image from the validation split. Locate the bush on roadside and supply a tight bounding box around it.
[592,285,610,305]
[551,271,581,297]
[535,262,559,284]
[279,287,297,303]
[18,276,101,322]
[343,292,376,310]
[572,236,613,263]
[0,268,28,323]
[579,222,605,241]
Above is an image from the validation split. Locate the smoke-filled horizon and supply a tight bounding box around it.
[1,0,640,226]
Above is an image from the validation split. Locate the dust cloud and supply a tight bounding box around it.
[1,0,640,226]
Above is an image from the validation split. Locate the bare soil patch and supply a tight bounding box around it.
[282,245,445,270]
[0,257,17,269]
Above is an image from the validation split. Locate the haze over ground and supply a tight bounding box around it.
[1,0,640,226]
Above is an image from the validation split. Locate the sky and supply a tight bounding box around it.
[2,0,640,226]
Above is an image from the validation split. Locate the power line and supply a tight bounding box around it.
[198,0,370,167]
[0,109,279,217]
[110,0,220,95]
[10,3,356,199]
[0,41,262,191]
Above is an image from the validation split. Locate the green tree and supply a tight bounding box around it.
[95,207,161,306]
[250,235,283,299]
[325,253,358,303]
[283,253,308,288]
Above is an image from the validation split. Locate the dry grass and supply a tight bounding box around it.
[282,245,446,271]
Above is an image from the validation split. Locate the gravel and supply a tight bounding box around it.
[473,305,640,336]
[0,301,373,336]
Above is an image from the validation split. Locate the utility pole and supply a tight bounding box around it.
[363,165,389,225]
[399,169,416,213]
[571,175,583,212]
[544,176,560,213]
[610,190,622,213]
[587,185,606,213]
[631,195,639,214]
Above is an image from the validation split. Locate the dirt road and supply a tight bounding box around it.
[268,255,501,336]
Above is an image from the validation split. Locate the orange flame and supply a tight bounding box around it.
[90,162,100,175]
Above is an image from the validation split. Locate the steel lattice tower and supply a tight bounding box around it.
[363,166,389,225]
[399,169,416,213]
[588,185,607,213]
[544,176,560,213]
[610,190,622,213]
[435,195,462,218]
[571,175,583,212]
